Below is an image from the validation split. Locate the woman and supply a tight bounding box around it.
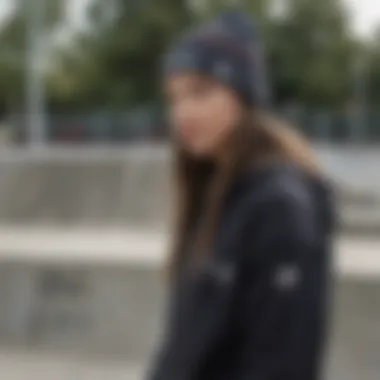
[148,10,335,380]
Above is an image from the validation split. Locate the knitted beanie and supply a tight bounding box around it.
[162,10,271,107]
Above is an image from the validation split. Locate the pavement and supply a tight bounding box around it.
[0,350,143,380]
[0,226,377,379]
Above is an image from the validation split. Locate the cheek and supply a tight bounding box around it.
[201,94,240,142]
[167,86,241,156]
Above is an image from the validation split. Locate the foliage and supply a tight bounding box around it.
[0,0,64,111]
[1,0,378,112]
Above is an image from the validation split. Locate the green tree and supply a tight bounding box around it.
[50,0,361,109]
[366,29,380,106]
[0,0,64,112]
[51,0,192,109]
[269,0,356,106]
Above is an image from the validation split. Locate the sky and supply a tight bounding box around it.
[345,0,380,38]
[0,0,379,40]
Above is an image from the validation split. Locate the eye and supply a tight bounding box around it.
[190,81,214,97]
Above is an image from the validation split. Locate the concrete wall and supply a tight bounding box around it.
[0,146,171,228]
[0,262,164,362]
[0,145,379,231]
[0,257,378,379]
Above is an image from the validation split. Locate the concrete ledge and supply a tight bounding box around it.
[0,226,167,267]
[0,145,379,231]
[0,349,142,379]
[0,226,378,278]
[0,227,378,378]
[336,239,380,279]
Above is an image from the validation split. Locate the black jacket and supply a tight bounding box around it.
[148,163,335,380]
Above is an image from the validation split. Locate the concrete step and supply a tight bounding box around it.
[0,282,378,380]
[340,205,380,236]
[0,226,377,277]
[0,350,142,380]
[0,145,378,234]
[0,228,377,378]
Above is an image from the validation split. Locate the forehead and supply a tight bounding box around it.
[165,72,213,92]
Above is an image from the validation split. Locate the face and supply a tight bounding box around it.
[165,73,242,158]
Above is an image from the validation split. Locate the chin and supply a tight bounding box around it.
[187,143,215,158]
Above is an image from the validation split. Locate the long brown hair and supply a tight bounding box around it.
[169,109,320,276]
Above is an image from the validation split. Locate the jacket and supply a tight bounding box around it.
[148,162,335,380]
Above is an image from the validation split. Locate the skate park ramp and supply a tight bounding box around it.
[0,230,378,379]
[0,144,378,232]
[0,146,171,228]
[0,145,378,379]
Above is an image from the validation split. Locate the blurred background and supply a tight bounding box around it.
[0,0,379,379]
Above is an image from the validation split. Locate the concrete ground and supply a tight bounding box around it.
[0,282,378,380]
[0,227,378,380]
[326,280,380,380]
[0,350,143,380]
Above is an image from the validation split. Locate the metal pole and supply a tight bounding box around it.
[351,53,368,143]
[26,0,46,147]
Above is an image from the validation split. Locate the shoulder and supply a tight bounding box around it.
[238,163,317,214]
[232,164,327,264]
[231,163,327,247]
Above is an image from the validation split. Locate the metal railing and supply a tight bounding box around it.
[5,106,380,146]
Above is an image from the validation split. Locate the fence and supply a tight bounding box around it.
[5,106,380,145]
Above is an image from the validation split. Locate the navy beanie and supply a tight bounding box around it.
[162,10,271,107]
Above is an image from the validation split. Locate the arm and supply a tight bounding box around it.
[147,248,238,380]
[236,186,332,380]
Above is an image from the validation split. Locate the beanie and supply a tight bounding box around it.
[162,10,271,107]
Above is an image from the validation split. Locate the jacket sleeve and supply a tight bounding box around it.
[147,246,238,380]
[236,184,332,380]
